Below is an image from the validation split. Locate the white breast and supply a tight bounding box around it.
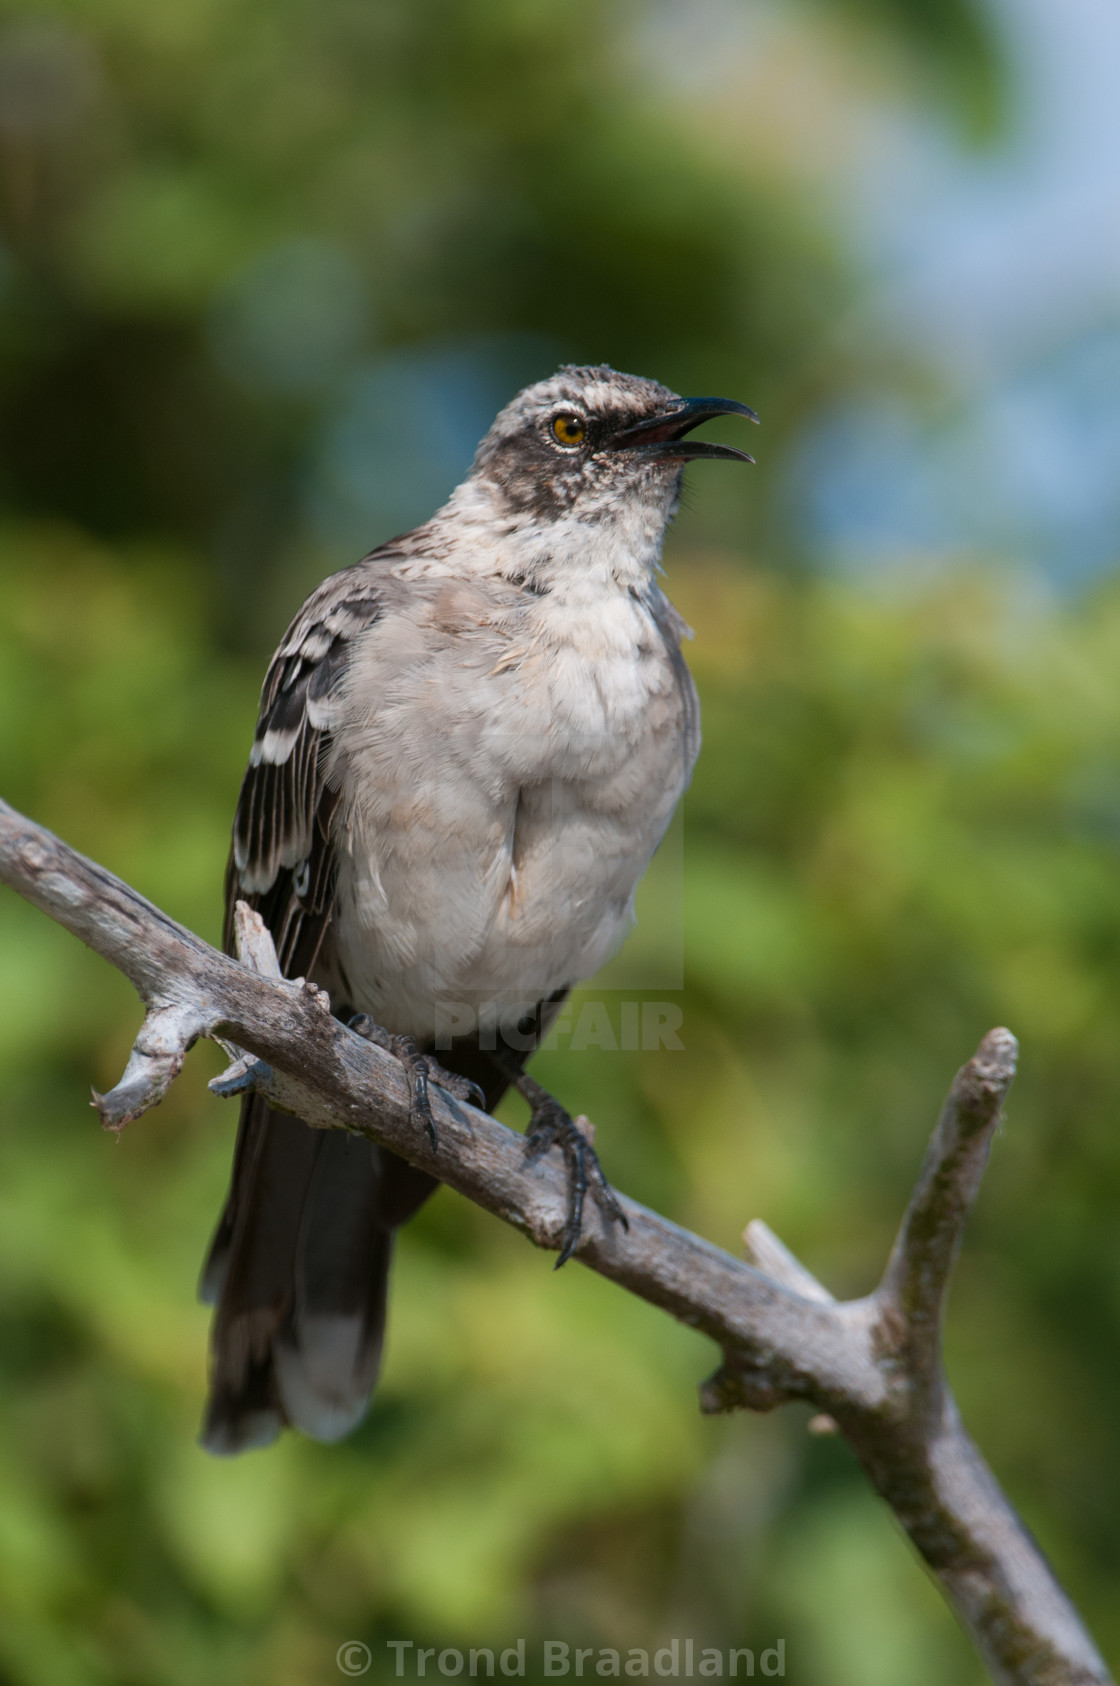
[326,564,698,1043]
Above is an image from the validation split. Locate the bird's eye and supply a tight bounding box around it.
[551,413,586,447]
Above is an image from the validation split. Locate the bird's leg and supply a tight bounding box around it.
[494,1054,628,1267]
[349,1016,485,1151]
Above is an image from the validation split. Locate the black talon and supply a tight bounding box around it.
[432,1069,487,1110]
[391,1032,439,1152]
[495,1055,627,1267]
[349,1016,439,1151]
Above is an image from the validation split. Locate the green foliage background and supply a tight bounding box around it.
[0,2,1116,1682]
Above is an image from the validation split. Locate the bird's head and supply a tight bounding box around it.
[468,364,757,532]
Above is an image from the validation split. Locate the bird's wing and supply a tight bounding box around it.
[203,566,402,1453]
[222,568,383,980]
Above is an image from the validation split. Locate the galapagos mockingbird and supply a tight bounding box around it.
[200,364,756,1453]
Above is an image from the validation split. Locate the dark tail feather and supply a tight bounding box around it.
[199,1096,438,1454]
[198,1014,557,1454]
[273,1137,393,1446]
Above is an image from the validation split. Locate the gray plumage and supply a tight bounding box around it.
[200,364,755,1453]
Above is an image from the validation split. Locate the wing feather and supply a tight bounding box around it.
[223,568,382,981]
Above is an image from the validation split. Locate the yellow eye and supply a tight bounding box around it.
[551,412,586,447]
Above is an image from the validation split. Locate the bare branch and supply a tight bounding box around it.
[878,1026,1018,1380]
[0,796,1112,1686]
[743,1219,835,1304]
[232,900,283,978]
[93,1001,207,1130]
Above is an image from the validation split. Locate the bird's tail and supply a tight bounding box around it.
[198,1008,562,1454]
[199,1096,439,1454]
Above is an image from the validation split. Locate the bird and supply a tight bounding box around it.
[198,363,757,1453]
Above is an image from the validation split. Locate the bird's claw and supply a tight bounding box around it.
[350,1004,462,1153]
[432,1069,487,1110]
[524,1099,628,1268]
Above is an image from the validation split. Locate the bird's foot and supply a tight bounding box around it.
[349,1017,485,1151]
[520,1086,628,1268]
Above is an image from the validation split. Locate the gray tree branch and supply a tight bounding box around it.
[0,795,1111,1686]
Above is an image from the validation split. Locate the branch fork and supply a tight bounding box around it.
[0,796,1111,1686]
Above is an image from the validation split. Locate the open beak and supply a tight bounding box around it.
[607,396,759,464]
